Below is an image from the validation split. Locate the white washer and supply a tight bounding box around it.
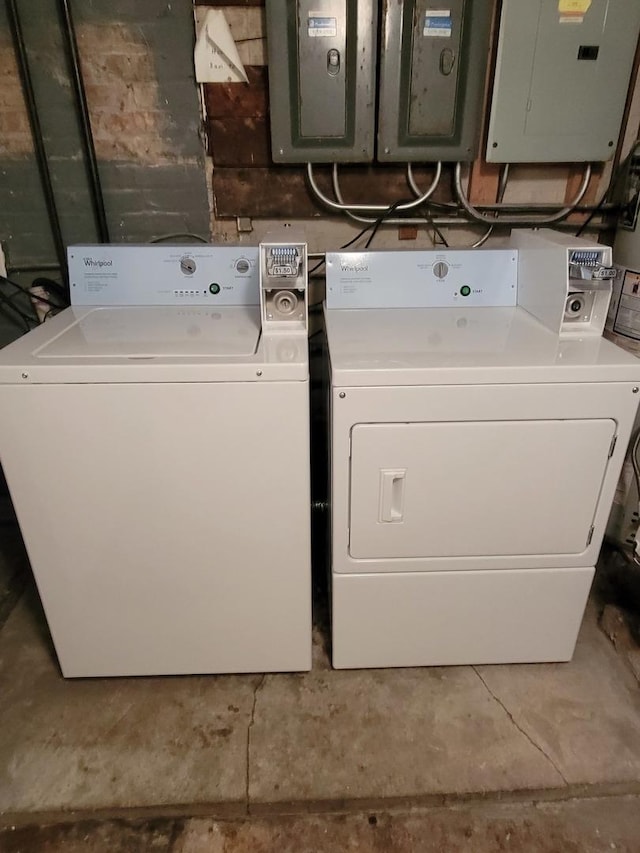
[325,301,640,669]
[0,255,311,677]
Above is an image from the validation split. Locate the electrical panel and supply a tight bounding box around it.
[377,0,493,162]
[487,0,640,163]
[265,0,377,163]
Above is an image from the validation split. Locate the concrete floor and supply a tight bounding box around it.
[1,527,640,849]
[3,796,640,852]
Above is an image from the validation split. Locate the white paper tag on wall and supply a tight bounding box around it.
[194,9,248,83]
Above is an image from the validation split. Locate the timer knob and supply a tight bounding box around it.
[433,261,449,279]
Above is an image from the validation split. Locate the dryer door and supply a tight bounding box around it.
[349,418,615,560]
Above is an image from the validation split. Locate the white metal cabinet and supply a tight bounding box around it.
[332,568,594,668]
[0,380,311,677]
[326,304,640,668]
[0,302,312,678]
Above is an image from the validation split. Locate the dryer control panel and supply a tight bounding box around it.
[326,249,518,309]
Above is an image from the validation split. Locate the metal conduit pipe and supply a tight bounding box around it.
[330,167,494,248]
[307,162,442,213]
[57,0,110,243]
[454,162,592,225]
[330,163,442,225]
[7,0,68,283]
[322,164,608,233]
[410,161,611,214]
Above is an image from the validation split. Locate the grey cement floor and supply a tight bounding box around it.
[3,796,640,852]
[2,574,640,826]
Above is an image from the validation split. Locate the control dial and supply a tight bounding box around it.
[433,261,449,279]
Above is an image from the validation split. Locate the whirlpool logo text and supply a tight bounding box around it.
[83,258,113,268]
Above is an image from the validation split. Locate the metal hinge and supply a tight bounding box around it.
[608,435,618,458]
[586,525,595,547]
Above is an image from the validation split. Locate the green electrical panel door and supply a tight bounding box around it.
[377,0,493,162]
[266,0,377,163]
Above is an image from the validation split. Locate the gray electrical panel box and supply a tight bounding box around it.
[265,0,377,163]
[487,0,640,163]
[377,0,493,162]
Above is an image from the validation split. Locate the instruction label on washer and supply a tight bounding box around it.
[609,268,640,341]
[67,245,259,306]
[308,13,337,37]
[326,249,518,309]
[424,9,452,36]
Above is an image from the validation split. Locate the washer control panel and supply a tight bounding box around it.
[68,245,260,306]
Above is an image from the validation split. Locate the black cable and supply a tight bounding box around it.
[340,221,378,250]
[31,277,68,300]
[364,200,409,249]
[6,0,67,281]
[423,207,450,248]
[0,288,34,332]
[0,275,68,311]
[57,0,109,243]
[576,145,639,237]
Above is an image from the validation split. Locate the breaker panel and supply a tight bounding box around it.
[265,0,377,163]
[487,0,640,163]
[377,0,493,162]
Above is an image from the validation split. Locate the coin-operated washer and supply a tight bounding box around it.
[0,242,311,677]
[324,231,640,669]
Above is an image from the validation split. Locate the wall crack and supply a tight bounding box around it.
[245,673,266,813]
[472,666,568,786]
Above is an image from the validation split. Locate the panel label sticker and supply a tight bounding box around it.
[558,0,591,23]
[611,269,640,341]
[424,9,452,37]
[308,13,337,37]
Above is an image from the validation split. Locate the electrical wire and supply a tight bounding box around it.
[421,207,450,248]
[0,287,34,332]
[629,429,640,566]
[576,143,640,237]
[364,200,409,249]
[0,274,67,311]
[631,430,640,508]
[149,233,209,244]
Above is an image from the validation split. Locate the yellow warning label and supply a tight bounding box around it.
[558,0,591,13]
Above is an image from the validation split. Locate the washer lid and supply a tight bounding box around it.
[35,306,260,358]
[0,305,309,384]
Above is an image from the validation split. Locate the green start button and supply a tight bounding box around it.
[209,283,221,294]
[460,285,471,297]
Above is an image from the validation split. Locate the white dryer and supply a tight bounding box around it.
[0,244,311,676]
[324,242,640,669]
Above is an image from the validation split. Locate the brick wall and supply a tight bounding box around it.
[0,0,210,272]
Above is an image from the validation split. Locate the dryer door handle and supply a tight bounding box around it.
[379,469,406,523]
